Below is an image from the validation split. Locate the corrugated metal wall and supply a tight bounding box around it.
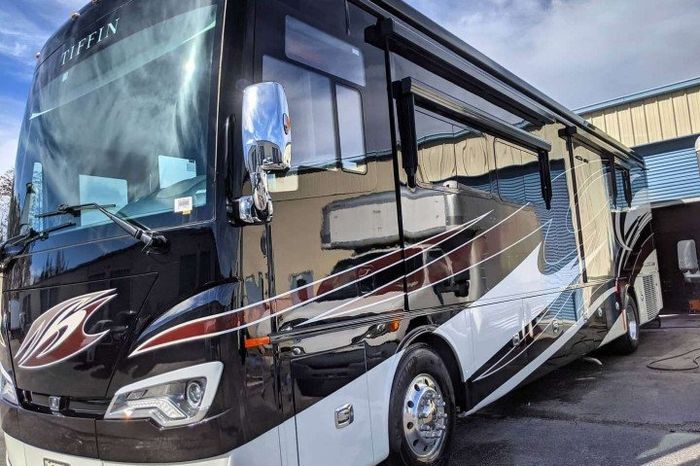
[581,85,700,147]
[644,147,700,204]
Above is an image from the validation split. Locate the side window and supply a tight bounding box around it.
[263,56,336,169]
[261,17,367,174]
[454,127,491,193]
[413,108,491,194]
[415,110,456,185]
[335,84,366,172]
[494,139,542,207]
[572,144,615,279]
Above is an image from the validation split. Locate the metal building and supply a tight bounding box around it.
[577,77,700,312]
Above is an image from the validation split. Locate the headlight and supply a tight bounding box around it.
[0,363,18,405]
[105,362,223,428]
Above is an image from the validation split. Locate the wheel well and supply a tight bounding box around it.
[410,331,468,412]
[626,286,639,312]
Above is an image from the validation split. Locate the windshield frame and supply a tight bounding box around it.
[9,0,226,253]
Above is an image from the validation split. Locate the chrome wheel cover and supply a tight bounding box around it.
[627,305,638,341]
[402,373,448,461]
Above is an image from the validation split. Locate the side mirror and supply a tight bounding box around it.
[238,82,292,224]
[678,239,699,273]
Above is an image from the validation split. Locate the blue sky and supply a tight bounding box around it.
[1,0,700,176]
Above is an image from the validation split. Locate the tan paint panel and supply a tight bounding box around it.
[688,88,700,134]
[616,106,636,147]
[590,112,606,132]
[657,95,678,140]
[604,110,621,140]
[580,85,700,147]
[644,99,663,143]
[629,103,649,145]
[672,92,692,137]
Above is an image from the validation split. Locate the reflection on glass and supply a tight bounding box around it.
[263,56,336,169]
[285,16,366,87]
[13,1,219,239]
[336,84,366,172]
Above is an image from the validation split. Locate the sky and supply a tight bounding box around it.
[1,0,700,175]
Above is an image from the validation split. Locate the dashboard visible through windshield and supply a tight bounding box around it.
[11,0,222,247]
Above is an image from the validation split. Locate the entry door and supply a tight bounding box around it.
[252,1,398,465]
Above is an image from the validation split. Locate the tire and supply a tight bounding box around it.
[387,344,456,466]
[612,296,640,355]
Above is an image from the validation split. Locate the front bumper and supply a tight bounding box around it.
[5,433,231,466]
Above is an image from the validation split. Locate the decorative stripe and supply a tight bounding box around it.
[130,210,497,357]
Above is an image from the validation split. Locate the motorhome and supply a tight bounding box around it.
[1,0,662,465]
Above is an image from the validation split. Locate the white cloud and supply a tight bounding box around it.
[406,0,700,108]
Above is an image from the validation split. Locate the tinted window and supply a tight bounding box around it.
[263,56,336,169]
[415,110,456,184]
[285,16,366,86]
[263,56,368,173]
[336,84,366,172]
[414,109,491,193]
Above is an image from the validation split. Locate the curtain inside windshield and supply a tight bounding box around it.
[14,1,219,238]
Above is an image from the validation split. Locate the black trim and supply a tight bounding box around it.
[392,77,553,208]
[621,168,633,207]
[564,132,588,282]
[354,0,638,163]
[367,19,555,126]
[559,126,643,166]
[394,78,552,153]
[607,155,619,207]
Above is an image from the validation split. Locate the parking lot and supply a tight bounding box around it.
[450,314,700,465]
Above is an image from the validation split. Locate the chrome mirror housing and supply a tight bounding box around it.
[238,82,292,224]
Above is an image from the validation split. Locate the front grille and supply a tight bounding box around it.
[21,391,109,418]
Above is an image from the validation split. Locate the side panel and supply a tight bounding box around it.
[252,1,400,465]
[388,53,595,407]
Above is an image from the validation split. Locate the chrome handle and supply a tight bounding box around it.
[335,403,354,429]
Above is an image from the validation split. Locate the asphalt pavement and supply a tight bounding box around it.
[449,314,700,465]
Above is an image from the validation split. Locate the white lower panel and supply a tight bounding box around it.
[467,287,616,413]
[294,371,374,466]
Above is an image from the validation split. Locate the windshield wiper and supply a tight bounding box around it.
[0,222,75,271]
[38,203,169,254]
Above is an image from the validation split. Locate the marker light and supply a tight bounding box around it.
[0,364,18,405]
[105,362,222,428]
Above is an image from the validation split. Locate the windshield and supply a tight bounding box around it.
[11,0,222,245]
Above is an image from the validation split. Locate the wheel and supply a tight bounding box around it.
[387,344,456,465]
[612,296,640,355]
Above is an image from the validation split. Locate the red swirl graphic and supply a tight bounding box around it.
[15,289,117,370]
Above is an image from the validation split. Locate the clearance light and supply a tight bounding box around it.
[0,364,18,405]
[105,362,222,428]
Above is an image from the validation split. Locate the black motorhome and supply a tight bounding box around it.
[1,1,662,465]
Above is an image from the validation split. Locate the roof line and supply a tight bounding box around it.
[575,76,700,115]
